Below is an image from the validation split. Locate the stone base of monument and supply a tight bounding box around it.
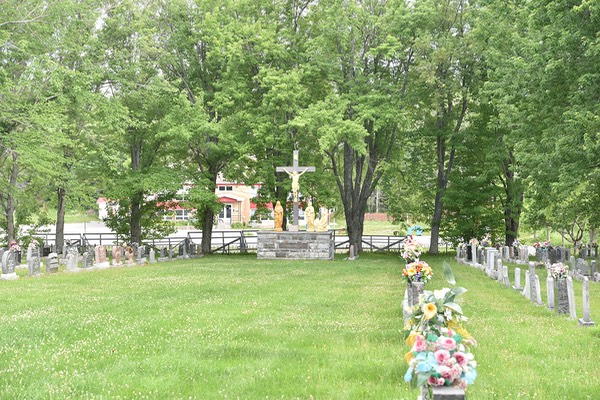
[0,273,18,280]
[257,231,334,260]
[94,262,111,269]
[578,318,595,327]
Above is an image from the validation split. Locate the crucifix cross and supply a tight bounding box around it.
[276,150,315,228]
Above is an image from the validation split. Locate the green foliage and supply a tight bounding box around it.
[103,197,176,243]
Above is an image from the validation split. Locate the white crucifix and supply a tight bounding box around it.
[276,150,315,228]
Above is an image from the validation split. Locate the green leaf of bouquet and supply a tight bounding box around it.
[444,302,463,315]
[443,261,456,285]
[416,373,429,387]
[453,334,462,343]
[427,333,438,342]
[451,286,468,296]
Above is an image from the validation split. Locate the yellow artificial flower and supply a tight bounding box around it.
[407,267,416,276]
[422,303,438,320]
[405,331,419,347]
[404,350,414,364]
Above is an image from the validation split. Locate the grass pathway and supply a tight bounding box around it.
[0,253,597,399]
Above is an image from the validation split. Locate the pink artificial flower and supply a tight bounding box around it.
[440,337,456,351]
[438,378,446,386]
[428,375,441,386]
[459,380,467,390]
[414,336,427,352]
[434,349,451,364]
[439,365,453,380]
[453,351,468,366]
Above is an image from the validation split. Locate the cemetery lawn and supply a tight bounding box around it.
[0,255,599,399]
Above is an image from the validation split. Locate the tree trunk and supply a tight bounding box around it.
[502,151,523,246]
[346,208,365,253]
[5,193,15,244]
[130,191,143,245]
[430,189,444,254]
[6,153,19,243]
[130,136,142,245]
[201,173,219,254]
[56,187,66,252]
[430,135,455,254]
[201,207,215,254]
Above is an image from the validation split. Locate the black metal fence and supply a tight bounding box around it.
[30,230,450,255]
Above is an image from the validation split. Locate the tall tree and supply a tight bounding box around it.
[409,0,479,254]
[295,0,412,251]
[96,0,179,244]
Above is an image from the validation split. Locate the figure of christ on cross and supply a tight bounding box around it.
[276,150,315,228]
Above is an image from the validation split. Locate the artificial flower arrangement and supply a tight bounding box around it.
[402,235,423,262]
[480,235,490,248]
[549,262,569,280]
[468,238,479,246]
[403,329,477,390]
[403,260,434,284]
[403,262,477,393]
[533,240,551,249]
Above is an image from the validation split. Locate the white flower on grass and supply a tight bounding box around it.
[434,288,451,299]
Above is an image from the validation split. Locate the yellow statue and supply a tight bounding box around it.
[315,207,329,232]
[282,167,310,202]
[274,200,284,232]
[304,201,315,231]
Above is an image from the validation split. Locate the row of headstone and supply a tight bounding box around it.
[568,256,600,282]
[457,247,595,327]
[0,242,202,278]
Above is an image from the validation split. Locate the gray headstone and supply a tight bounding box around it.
[82,251,93,269]
[149,249,156,263]
[513,267,522,290]
[577,258,590,276]
[27,242,41,276]
[66,247,79,271]
[46,252,59,274]
[579,277,595,326]
[570,256,576,270]
[523,271,531,299]
[534,274,543,306]
[567,276,577,320]
[555,277,569,314]
[496,259,503,281]
[546,276,555,310]
[407,281,424,308]
[1,250,17,277]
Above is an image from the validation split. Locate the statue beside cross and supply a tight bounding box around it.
[276,150,315,230]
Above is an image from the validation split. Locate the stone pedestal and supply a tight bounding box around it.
[555,278,569,314]
[407,281,424,308]
[257,231,334,260]
[420,385,466,400]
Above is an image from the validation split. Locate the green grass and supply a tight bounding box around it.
[1,254,599,399]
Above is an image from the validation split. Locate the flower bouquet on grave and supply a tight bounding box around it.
[468,238,479,246]
[402,260,433,284]
[401,235,423,264]
[403,329,477,392]
[549,262,569,280]
[480,234,490,248]
[403,262,477,394]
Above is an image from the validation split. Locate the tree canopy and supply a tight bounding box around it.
[1,0,597,251]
